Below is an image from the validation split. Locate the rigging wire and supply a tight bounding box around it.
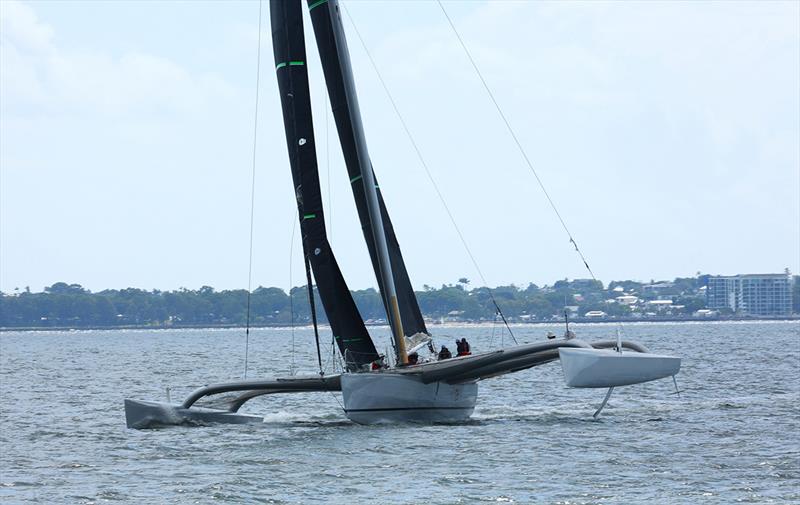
[326,91,332,241]
[489,309,498,348]
[341,2,518,345]
[325,90,337,371]
[304,255,325,375]
[289,216,297,375]
[436,1,598,283]
[243,0,264,379]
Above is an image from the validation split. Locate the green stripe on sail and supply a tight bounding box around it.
[308,0,328,11]
[303,213,316,220]
[276,61,305,70]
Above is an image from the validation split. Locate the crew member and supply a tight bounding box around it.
[407,352,419,365]
[457,338,471,356]
[438,346,452,360]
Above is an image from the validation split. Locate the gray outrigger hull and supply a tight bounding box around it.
[124,399,264,429]
[124,375,342,429]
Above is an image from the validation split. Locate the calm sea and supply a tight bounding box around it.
[1,321,798,504]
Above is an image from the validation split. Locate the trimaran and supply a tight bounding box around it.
[124,0,681,429]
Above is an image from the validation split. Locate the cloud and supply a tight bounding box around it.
[1,0,53,52]
[1,0,236,117]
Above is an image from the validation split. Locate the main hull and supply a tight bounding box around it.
[341,372,478,424]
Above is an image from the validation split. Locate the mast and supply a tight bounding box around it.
[307,0,413,364]
[359,145,408,365]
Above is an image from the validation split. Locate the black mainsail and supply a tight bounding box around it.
[270,0,378,367]
[307,0,428,338]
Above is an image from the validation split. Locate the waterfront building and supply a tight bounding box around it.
[616,295,639,305]
[706,276,739,311]
[645,299,674,312]
[706,273,793,316]
[694,309,717,317]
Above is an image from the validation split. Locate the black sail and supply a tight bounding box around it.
[270,0,378,366]
[307,0,428,338]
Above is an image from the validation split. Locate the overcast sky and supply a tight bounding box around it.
[1,0,798,293]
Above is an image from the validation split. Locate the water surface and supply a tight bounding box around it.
[1,322,798,504]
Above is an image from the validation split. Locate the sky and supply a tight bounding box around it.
[1,0,798,294]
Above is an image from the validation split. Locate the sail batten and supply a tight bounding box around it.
[270,0,378,368]
[307,0,428,339]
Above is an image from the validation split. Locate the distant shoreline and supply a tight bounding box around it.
[2,315,797,332]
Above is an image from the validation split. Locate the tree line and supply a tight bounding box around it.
[0,276,739,329]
